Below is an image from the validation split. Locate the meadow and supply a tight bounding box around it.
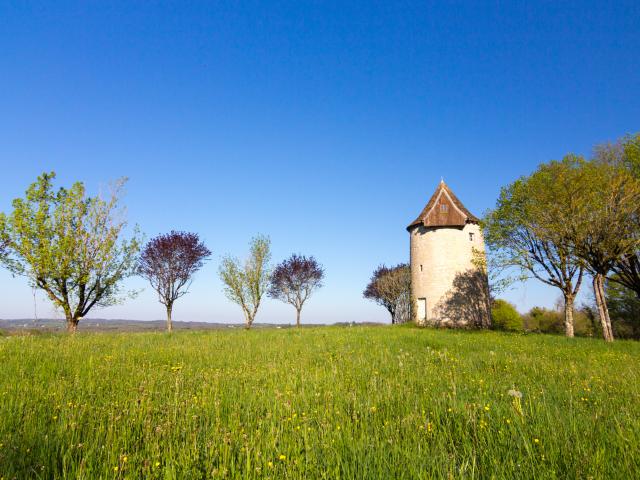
[0,325,639,479]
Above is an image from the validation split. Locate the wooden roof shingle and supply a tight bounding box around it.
[407,180,480,230]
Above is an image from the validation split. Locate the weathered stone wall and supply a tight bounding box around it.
[410,223,488,326]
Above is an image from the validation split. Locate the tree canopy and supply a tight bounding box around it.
[363,264,411,324]
[269,254,324,327]
[219,235,271,329]
[138,231,211,331]
[484,156,585,337]
[0,172,140,332]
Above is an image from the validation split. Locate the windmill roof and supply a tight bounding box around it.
[407,180,480,230]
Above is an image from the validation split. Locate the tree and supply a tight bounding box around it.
[219,235,271,329]
[598,134,640,299]
[560,159,640,341]
[138,231,211,332]
[0,172,140,332]
[363,264,411,324]
[483,156,585,337]
[268,254,324,327]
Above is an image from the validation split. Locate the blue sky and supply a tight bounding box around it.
[1,1,638,324]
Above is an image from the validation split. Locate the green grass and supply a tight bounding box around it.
[0,325,639,479]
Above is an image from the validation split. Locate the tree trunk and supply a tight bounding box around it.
[593,274,614,342]
[296,308,301,327]
[66,316,79,333]
[564,293,575,338]
[166,304,173,332]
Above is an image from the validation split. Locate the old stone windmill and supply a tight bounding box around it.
[407,180,491,327]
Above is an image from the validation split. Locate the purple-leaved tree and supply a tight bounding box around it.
[138,231,211,332]
[269,254,324,327]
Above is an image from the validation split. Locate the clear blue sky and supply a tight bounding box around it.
[1,1,638,324]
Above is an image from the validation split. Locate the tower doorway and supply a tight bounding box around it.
[417,298,427,322]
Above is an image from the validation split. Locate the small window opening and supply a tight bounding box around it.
[440,204,448,213]
[469,232,475,241]
[420,264,423,272]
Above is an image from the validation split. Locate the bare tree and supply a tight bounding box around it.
[363,264,411,324]
[138,231,211,332]
[269,254,324,327]
[219,235,271,329]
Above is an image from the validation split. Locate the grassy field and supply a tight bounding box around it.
[0,325,639,479]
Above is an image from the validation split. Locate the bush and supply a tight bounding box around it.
[523,307,563,334]
[491,299,523,331]
[573,308,598,337]
[607,279,640,339]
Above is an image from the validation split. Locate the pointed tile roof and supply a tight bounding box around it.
[407,180,480,230]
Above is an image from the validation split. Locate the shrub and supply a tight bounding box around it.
[607,279,640,339]
[524,307,563,334]
[573,308,598,337]
[491,299,523,331]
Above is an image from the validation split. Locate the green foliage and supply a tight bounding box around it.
[606,279,640,339]
[595,132,640,179]
[483,156,585,336]
[486,143,640,341]
[219,235,272,328]
[522,306,597,336]
[491,299,523,331]
[0,172,140,329]
[1,328,639,478]
[573,308,598,337]
[622,133,640,178]
[523,307,563,334]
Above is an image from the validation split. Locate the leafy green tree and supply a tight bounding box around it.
[0,172,141,332]
[558,159,640,342]
[484,156,585,337]
[597,134,640,299]
[491,299,522,331]
[219,235,271,329]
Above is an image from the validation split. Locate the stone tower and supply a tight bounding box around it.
[407,180,490,327]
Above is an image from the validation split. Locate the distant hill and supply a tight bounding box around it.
[0,318,384,332]
[0,318,274,332]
